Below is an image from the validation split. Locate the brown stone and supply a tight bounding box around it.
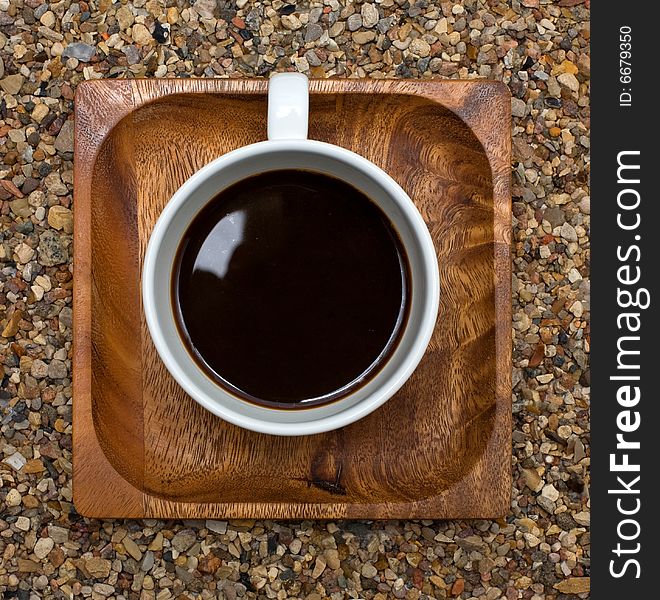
[1,179,24,198]
[0,74,25,95]
[522,468,543,492]
[22,495,40,508]
[122,536,142,561]
[40,442,61,459]
[84,557,113,578]
[2,310,23,338]
[451,579,464,596]
[23,458,45,473]
[61,83,74,100]
[11,342,25,357]
[132,23,153,45]
[18,559,41,572]
[198,553,222,574]
[554,577,590,594]
[48,205,74,233]
[50,547,66,568]
[528,343,545,367]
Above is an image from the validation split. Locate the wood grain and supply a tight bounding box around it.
[73,78,511,519]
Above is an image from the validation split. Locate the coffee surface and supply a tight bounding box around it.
[173,170,409,408]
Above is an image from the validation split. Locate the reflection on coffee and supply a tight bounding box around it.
[172,170,410,409]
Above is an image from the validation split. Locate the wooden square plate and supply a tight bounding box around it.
[73,79,511,519]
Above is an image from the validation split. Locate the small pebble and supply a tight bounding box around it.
[6,488,22,506]
[34,537,54,559]
[171,529,197,553]
[132,23,153,45]
[542,484,560,502]
[62,42,96,62]
[206,520,228,534]
[347,14,362,31]
[361,4,379,29]
[312,555,326,578]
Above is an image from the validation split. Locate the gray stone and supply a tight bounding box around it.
[54,120,74,153]
[206,520,228,534]
[347,14,362,31]
[38,230,69,266]
[377,16,396,34]
[45,526,67,544]
[59,306,73,328]
[544,206,564,229]
[541,483,560,501]
[47,359,68,379]
[122,45,141,65]
[3,452,27,471]
[536,495,555,514]
[141,550,155,572]
[34,4,49,20]
[579,196,590,214]
[556,513,577,531]
[308,7,323,23]
[456,535,486,552]
[305,23,323,43]
[171,529,197,553]
[62,43,96,62]
[93,583,115,597]
[176,565,194,583]
[361,4,379,28]
[557,72,579,92]
[511,97,527,118]
[560,222,578,242]
[304,49,321,67]
[193,0,216,20]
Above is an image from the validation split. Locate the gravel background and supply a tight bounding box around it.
[0,0,590,599]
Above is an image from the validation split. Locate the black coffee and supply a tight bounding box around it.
[172,169,409,408]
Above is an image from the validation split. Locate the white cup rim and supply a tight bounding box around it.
[142,138,440,435]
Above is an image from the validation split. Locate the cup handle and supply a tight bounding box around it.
[267,73,309,141]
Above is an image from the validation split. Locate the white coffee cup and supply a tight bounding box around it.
[142,73,440,436]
